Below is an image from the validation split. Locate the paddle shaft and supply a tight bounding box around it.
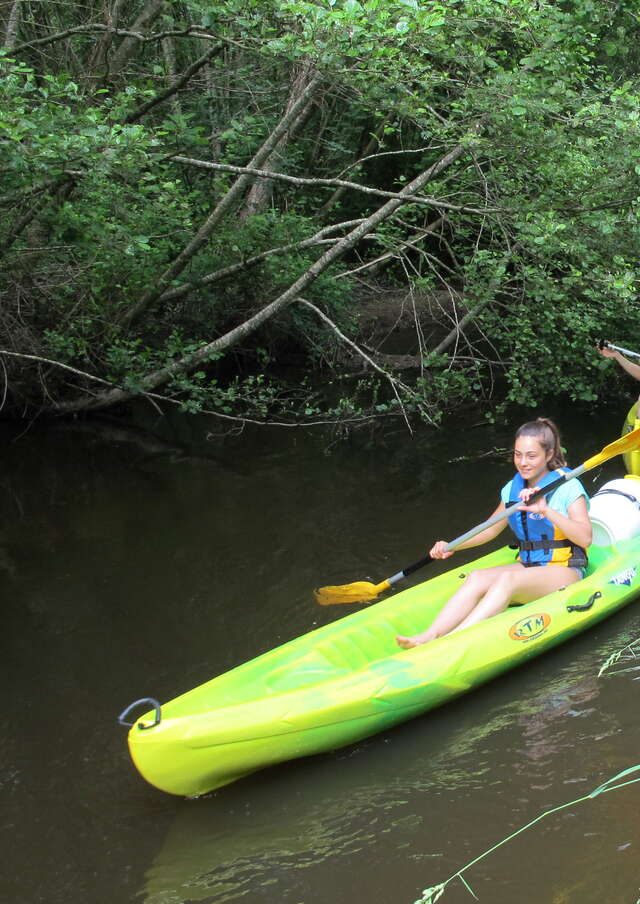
[386,465,587,587]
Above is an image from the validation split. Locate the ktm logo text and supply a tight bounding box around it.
[508,613,551,642]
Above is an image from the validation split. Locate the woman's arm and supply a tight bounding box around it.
[598,345,640,382]
[520,495,592,549]
[430,502,508,559]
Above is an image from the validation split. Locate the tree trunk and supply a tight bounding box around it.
[238,60,317,221]
[87,0,127,82]
[108,0,166,78]
[161,25,181,117]
[3,0,22,49]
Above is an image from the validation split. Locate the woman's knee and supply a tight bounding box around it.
[494,571,517,590]
[482,571,518,602]
[463,569,495,592]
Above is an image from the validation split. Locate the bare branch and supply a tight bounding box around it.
[299,298,434,431]
[335,143,440,179]
[173,156,500,214]
[431,252,514,357]
[11,23,223,55]
[158,219,365,303]
[317,120,385,218]
[333,218,446,280]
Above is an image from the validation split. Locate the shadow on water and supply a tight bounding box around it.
[0,403,639,904]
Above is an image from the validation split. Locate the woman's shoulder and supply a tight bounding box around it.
[500,474,518,503]
[554,474,589,506]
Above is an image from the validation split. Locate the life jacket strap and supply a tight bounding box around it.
[516,538,572,551]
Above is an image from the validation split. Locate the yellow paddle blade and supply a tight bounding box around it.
[583,425,640,470]
[314,579,392,606]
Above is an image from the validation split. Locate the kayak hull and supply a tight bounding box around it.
[125,541,640,797]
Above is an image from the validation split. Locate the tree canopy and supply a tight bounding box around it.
[1,0,639,425]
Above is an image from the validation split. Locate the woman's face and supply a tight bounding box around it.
[513,435,552,484]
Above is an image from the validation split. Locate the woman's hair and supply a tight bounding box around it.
[515,417,566,468]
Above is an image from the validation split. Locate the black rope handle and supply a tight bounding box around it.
[567,591,601,613]
[117,697,161,729]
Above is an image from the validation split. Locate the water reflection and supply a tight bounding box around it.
[141,708,513,904]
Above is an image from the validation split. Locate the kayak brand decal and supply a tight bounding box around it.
[508,613,551,642]
[608,567,637,587]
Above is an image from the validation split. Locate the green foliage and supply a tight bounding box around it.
[1,0,640,425]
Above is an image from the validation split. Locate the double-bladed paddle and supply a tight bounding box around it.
[314,425,640,605]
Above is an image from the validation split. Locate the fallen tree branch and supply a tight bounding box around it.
[0,349,398,430]
[11,23,223,55]
[173,156,499,215]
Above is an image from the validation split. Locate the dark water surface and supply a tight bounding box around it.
[1,406,639,904]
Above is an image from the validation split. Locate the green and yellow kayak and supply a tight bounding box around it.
[120,534,640,797]
[622,401,640,475]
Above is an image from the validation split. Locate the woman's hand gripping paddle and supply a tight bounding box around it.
[598,340,640,359]
[314,426,640,605]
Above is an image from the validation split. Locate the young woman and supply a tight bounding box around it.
[396,418,592,649]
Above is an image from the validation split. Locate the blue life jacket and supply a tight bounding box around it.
[505,468,587,570]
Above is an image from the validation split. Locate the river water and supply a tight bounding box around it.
[1,404,639,904]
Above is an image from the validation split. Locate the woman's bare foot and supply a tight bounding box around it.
[396,633,431,649]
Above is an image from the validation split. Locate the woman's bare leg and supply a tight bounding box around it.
[450,565,581,634]
[396,564,524,649]
[396,564,581,648]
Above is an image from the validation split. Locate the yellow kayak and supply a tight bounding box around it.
[622,402,640,475]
